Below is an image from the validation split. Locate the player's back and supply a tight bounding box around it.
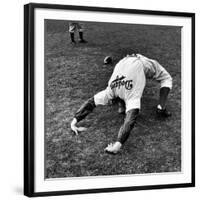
[109,55,143,83]
[108,54,145,101]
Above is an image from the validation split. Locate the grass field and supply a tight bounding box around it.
[45,20,181,178]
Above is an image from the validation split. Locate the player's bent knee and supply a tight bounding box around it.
[160,76,173,90]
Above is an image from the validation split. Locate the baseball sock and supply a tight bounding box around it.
[70,32,75,42]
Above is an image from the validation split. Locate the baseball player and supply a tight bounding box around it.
[70,53,172,154]
[68,22,87,43]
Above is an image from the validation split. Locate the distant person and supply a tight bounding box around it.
[68,22,87,43]
[70,54,172,154]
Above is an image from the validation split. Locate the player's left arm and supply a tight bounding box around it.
[71,97,96,135]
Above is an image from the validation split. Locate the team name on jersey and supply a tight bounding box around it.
[110,75,133,90]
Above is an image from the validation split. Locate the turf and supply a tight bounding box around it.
[45,20,181,178]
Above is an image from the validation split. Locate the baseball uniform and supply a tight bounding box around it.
[94,54,172,112]
[69,22,83,33]
[72,54,172,148]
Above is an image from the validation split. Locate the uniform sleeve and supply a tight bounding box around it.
[74,97,96,122]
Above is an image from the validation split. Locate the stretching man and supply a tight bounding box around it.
[71,54,172,154]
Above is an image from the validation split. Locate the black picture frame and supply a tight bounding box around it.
[24,3,195,197]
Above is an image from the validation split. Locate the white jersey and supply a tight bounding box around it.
[94,54,172,112]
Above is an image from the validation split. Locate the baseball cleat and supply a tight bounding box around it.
[156,108,172,117]
[79,39,87,43]
[70,41,76,44]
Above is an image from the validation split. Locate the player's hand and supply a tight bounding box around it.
[104,142,122,154]
[70,118,87,135]
[71,124,79,135]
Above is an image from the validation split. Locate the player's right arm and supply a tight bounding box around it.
[105,108,139,154]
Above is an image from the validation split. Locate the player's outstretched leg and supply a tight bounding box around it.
[156,87,171,117]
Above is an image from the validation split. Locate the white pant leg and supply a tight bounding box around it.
[94,87,114,106]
